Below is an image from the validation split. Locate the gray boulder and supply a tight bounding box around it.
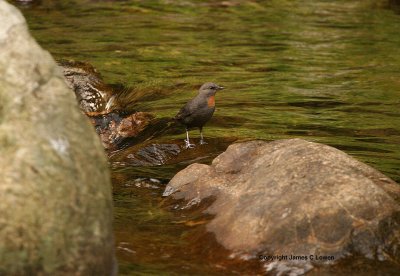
[0,1,115,275]
[164,139,400,274]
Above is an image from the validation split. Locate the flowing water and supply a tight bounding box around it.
[17,0,400,274]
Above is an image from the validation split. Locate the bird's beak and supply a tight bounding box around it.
[218,86,225,90]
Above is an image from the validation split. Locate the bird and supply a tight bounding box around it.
[175,82,224,149]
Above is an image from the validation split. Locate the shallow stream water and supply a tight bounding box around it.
[17,0,400,274]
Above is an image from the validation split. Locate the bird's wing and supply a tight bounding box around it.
[175,104,191,120]
[174,99,194,120]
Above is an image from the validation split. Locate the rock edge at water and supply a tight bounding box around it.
[164,138,400,274]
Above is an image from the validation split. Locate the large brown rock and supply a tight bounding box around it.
[0,1,115,275]
[164,139,400,274]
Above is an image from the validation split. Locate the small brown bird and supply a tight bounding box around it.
[175,82,224,148]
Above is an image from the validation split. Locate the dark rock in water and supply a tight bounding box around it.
[13,0,40,5]
[125,143,181,166]
[163,139,400,275]
[0,1,115,275]
[110,137,238,167]
[90,111,154,150]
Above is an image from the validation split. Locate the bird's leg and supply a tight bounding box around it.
[199,127,207,145]
[184,128,195,149]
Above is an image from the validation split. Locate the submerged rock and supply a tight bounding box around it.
[164,139,400,274]
[0,1,115,275]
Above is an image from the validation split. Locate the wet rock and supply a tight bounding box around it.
[58,59,120,115]
[90,111,154,150]
[124,143,181,166]
[163,139,400,274]
[110,137,237,167]
[58,60,155,149]
[13,0,40,6]
[0,1,115,275]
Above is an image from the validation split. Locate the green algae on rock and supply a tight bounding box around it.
[0,1,115,275]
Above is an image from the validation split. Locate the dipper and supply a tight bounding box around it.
[175,82,224,148]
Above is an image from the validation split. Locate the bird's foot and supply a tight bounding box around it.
[184,140,196,149]
[199,140,207,145]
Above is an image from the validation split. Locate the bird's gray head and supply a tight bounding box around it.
[198,82,224,96]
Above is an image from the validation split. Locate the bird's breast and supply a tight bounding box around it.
[207,95,215,107]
